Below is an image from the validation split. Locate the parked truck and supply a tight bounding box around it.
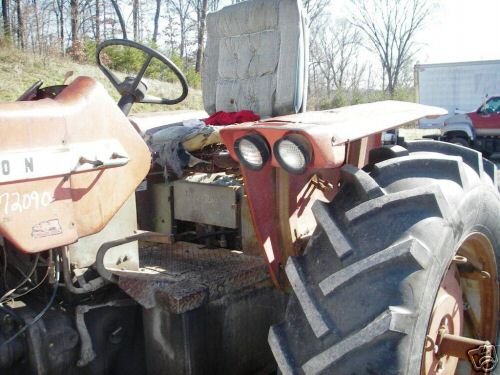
[415,59,500,128]
[0,1,499,375]
[440,95,500,156]
[416,60,500,155]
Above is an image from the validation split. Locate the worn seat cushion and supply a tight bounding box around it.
[202,0,308,118]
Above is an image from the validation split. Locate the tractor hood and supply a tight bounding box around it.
[0,77,151,253]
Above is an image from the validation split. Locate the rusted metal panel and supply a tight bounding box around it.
[173,179,240,229]
[239,165,339,287]
[220,100,447,169]
[240,194,261,256]
[0,77,151,252]
[117,242,269,313]
[219,100,446,287]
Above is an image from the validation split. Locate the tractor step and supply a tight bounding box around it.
[113,241,286,375]
[115,241,270,313]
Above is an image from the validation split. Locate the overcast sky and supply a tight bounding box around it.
[330,0,500,64]
[220,0,500,64]
[416,0,500,63]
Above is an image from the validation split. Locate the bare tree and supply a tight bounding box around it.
[313,20,361,92]
[349,0,433,96]
[132,0,138,40]
[32,0,41,52]
[302,0,331,28]
[109,0,126,39]
[0,0,214,77]
[194,0,207,72]
[163,6,178,54]
[313,19,362,95]
[15,0,24,48]
[2,0,11,39]
[152,0,160,42]
[303,0,333,102]
[193,0,219,71]
[167,0,193,61]
[55,0,64,53]
[95,0,100,42]
[69,0,78,46]
[102,0,106,38]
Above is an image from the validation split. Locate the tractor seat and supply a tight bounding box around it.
[131,0,308,140]
[203,0,309,118]
[129,0,309,177]
[131,0,308,142]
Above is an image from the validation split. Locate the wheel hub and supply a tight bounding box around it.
[423,263,464,375]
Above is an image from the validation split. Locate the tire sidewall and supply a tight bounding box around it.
[408,186,500,374]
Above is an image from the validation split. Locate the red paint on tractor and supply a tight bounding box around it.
[0,77,151,253]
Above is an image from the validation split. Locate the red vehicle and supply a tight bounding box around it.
[441,95,500,155]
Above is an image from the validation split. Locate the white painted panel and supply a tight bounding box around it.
[0,139,128,183]
[416,60,500,128]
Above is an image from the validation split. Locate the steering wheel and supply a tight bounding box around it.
[96,39,189,114]
[17,80,44,101]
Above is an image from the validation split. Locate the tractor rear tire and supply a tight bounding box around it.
[268,140,500,374]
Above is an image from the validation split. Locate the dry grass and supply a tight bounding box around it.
[0,46,203,113]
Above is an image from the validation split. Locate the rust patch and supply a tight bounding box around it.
[117,241,269,314]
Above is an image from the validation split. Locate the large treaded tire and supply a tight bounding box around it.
[268,140,500,375]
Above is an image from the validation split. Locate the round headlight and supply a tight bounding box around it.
[274,134,312,174]
[234,134,270,170]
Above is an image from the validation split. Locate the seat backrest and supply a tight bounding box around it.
[202,0,309,118]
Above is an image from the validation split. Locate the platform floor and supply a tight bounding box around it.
[115,241,269,313]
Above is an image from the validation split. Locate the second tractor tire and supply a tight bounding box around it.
[268,140,500,375]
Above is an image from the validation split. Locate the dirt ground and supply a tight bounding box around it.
[398,128,440,141]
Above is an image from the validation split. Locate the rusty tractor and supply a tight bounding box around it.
[0,1,499,374]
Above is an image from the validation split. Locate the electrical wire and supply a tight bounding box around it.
[0,251,60,349]
[1,264,50,304]
[2,246,8,291]
[0,253,40,304]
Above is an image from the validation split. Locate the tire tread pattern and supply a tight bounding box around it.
[268,142,499,375]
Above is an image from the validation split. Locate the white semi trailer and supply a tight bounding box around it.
[415,59,500,128]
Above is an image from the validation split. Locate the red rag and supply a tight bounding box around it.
[204,110,260,125]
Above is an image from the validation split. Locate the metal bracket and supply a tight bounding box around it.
[96,231,173,283]
[436,325,491,360]
[453,255,491,278]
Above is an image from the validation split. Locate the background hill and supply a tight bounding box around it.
[0,45,203,113]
